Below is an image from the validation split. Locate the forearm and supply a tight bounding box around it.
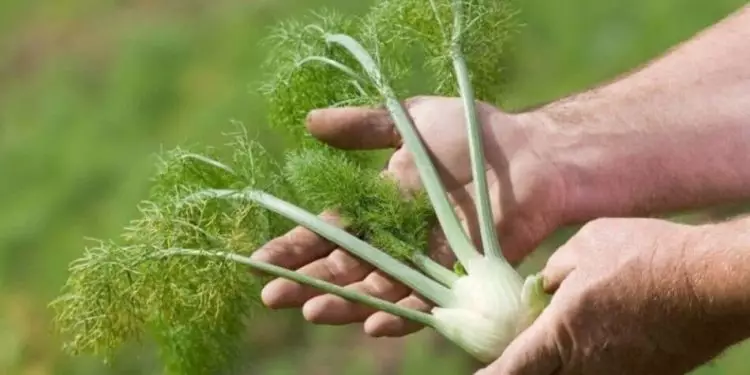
[530,5,750,223]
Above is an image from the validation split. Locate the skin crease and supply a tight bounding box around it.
[251,3,750,374]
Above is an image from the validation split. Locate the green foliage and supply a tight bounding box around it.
[284,147,434,261]
[51,241,148,359]
[50,127,435,373]
[261,11,379,149]
[370,0,520,102]
[52,136,284,374]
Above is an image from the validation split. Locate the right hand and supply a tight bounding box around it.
[252,96,570,337]
[480,217,750,375]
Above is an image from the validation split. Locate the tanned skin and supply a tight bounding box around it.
[252,4,750,374]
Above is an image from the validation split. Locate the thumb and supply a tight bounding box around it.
[306,106,402,150]
[475,307,562,375]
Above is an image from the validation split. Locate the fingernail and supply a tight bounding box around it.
[363,318,384,337]
[305,108,324,126]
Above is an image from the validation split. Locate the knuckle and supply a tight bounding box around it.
[328,250,368,280]
[254,236,289,263]
[318,260,339,284]
[545,245,573,268]
[365,272,403,297]
[574,218,622,249]
[282,225,312,245]
[580,217,614,233]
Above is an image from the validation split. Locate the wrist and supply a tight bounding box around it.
[515,101,659,224]
[525,93,750,224]
[682,217,750,351]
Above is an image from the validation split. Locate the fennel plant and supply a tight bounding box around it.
[51,0,550,373]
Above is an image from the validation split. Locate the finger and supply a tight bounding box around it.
[476,306,562,375]
[306,106,401,150]
[364,293,432,337]
[251,211,342,269]
[301,271,411,325]
[260,249,373,308]
[541,243,579,294]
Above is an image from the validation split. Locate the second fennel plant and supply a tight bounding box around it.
[52,0,549,373]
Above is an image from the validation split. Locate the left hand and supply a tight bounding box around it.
[477,217,738,375]
[253,96,570,337]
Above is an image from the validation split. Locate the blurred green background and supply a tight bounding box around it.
[1,0,749,374]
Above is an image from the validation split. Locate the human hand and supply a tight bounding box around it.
[252,96,569,337]
[479,217,750,375]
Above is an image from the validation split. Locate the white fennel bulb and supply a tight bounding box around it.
[432,257,548,363]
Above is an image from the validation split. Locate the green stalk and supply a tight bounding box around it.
[172,219,224,248]
[411,252,458,287]
[323,33,481,267]
[296,56,368,84]
[449,0,504,262]
[161,248,437,327]
[183,188,453,307]
[179,153,237,176]
[372,231,457,287]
